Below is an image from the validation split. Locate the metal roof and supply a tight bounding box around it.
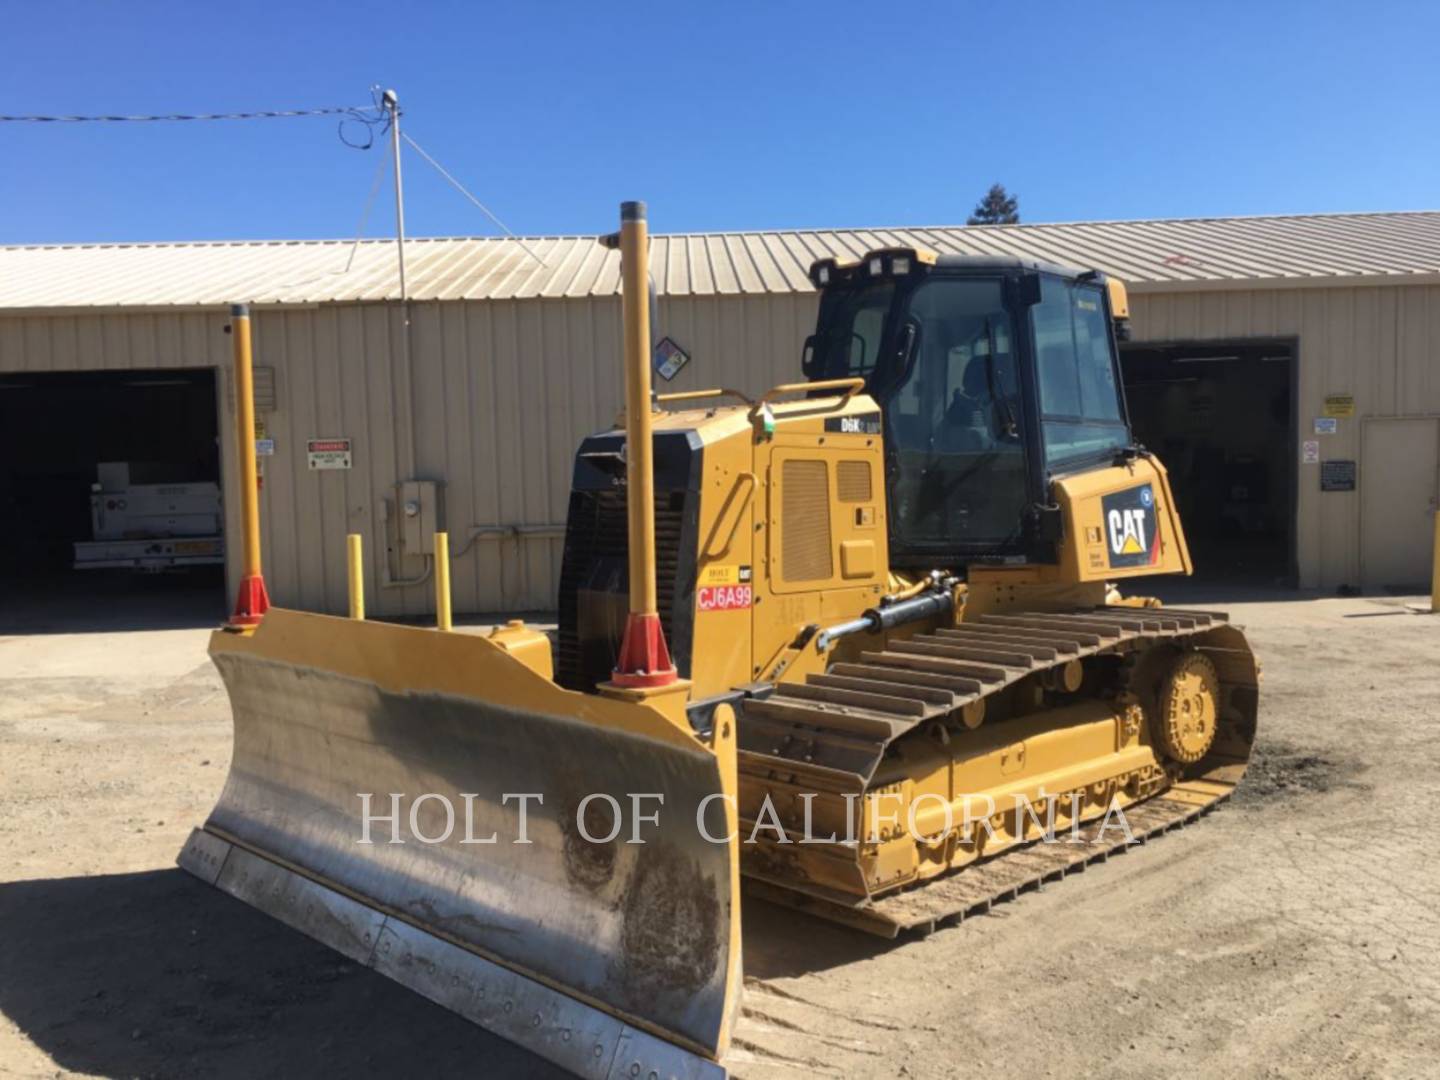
[4,210,1440,310]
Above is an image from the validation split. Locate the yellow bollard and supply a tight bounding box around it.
[434,531,452,631]
[347,533,365,620]
[1432,510,1439,614]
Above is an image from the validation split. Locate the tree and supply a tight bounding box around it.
[966,183,1020,226]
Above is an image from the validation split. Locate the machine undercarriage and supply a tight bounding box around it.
[737,606,1258,934]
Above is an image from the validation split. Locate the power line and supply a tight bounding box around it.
[0,105,373,123]
[277,149,393,291]
[401,132,548,267]
[344,148,393,273]
[7,90,544,274]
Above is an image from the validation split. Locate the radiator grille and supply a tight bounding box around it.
[836,460,872,503]
[555,487,685,692]
[781,459,833,582]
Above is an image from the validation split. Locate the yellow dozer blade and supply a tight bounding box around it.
[179,610,739,1078]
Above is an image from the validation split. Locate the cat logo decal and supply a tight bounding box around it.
[1102,484,1160,569]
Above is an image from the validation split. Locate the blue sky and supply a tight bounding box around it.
[2,0,1437,244]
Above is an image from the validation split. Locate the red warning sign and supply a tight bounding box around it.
[697,584,752,611]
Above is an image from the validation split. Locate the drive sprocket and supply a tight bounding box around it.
[1155,651,1220,764]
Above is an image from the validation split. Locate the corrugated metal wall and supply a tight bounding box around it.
[1130,285,1440,589]
[3,282,1435,607]
[0,308,245,596]
[0,293,819,615]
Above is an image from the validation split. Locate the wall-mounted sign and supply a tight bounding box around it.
[255,438,276,456]
[1302,440,1320,464]
[307,438,352,470]
[1313,417,1338,435]
[1320,459,1356,492]
[653,337,691,381]
[1323,394,1355,417]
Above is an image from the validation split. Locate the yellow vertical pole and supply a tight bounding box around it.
[619,202,658,620]
[605,200,676,687]
[347,533,365,620]
[1431,510,1439,613]
[227,303,270,628]
[434,531,452,631]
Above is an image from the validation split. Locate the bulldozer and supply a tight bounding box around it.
[179,202,1257,1078]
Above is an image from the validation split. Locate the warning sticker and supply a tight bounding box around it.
[1101,484,1161,569]
[653,337,691,382]
[1323,394,1355,418]
[697,584,752,611]
[307,438,352,470]
[1320,460,1356,492]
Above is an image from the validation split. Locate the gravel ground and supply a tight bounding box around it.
[2,583,1437,1079]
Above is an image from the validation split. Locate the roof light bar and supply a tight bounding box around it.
[806,246,937,289]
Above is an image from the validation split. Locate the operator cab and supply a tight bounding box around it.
[802,248,1135,568]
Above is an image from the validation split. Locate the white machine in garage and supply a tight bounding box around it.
[73,462,224,571]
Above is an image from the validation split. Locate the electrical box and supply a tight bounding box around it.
[398,479,438,554]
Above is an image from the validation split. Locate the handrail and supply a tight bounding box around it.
[702,471,757,559]
[655,386,756,407]
[758,377,865,407]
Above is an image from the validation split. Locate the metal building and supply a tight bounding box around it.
[2,210,1438,615]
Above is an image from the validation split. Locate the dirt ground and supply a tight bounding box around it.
[2,578,1438,1079]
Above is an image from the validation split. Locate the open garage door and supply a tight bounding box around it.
[0,369,224,631]
[1121,341,1296,586]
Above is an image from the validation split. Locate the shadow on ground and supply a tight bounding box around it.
[1141,579,1318,606]
[0,570,226,635]
[0,868,565,1078]
[738,896,894,981]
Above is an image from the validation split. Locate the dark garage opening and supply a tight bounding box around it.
[0,368,225,631]
[1121,341,1296,586]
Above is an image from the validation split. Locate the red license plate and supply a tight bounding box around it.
[697,584,752,611]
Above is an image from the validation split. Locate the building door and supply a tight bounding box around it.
[1121,341,1295,584]
[1361,418,1440,590]
[0,368,225,631]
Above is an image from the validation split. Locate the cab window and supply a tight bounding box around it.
[812,282,895,379]
[1030,276,1128,467]
[886,277,1028,548]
